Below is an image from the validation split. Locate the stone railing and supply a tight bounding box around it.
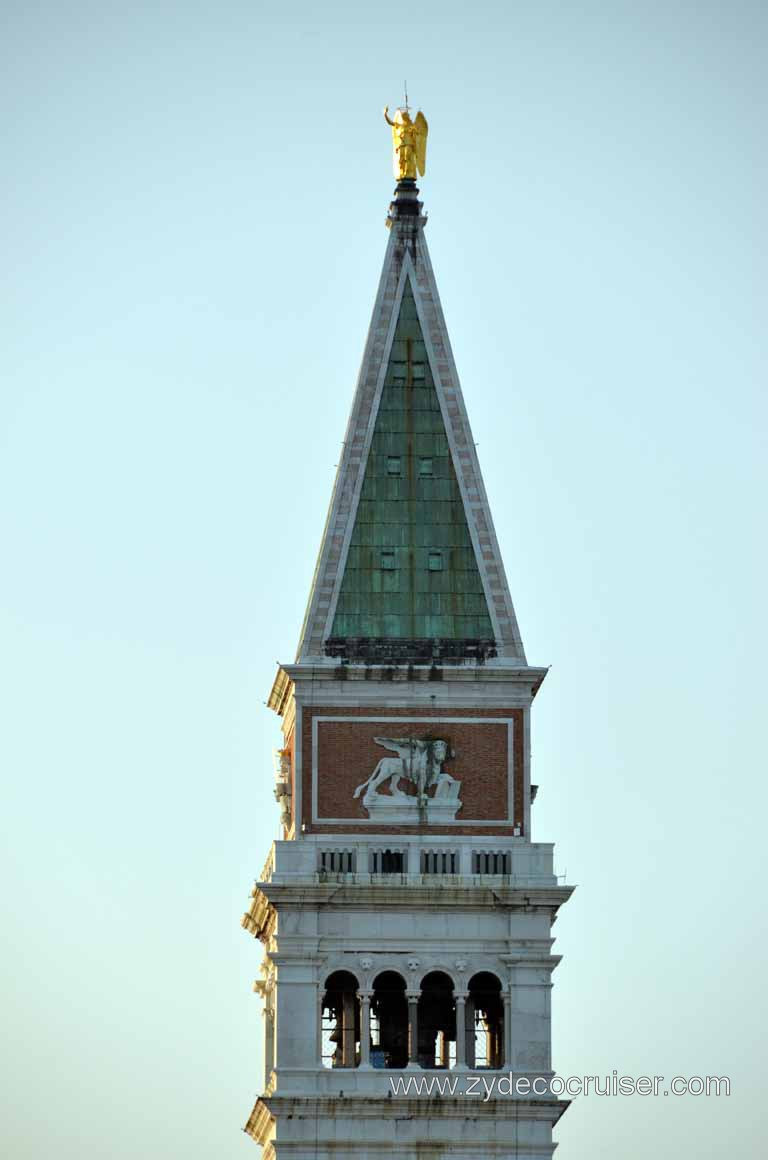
[258,836,557,888]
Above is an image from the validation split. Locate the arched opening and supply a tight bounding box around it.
[418,971,456,1069]
[370,971,408,1069]
[468,972,504,1069]
[321,970,360,1069]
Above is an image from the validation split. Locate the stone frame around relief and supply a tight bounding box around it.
[310,715,515,826]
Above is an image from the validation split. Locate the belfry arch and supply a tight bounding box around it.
[467,971,504,1069]
[417,971,456,1069]
[370,971,408,1069]
[321,970,360,1069]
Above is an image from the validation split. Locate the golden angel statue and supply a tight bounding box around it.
[384,105,428,181]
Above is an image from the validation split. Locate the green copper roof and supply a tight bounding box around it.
[330,283,493,641]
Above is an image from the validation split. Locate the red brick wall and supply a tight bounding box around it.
[300,705,524,837]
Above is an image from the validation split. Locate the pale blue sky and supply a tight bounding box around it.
[1,2,766,1157]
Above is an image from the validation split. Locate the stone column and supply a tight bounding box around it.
[503,992,513,1071]
[465,997,476,1069]
[317,991,324,1067]
[342,991,356,1067]
[359,991,372,1068]
[454,992,468,1070]
[406,991,420,1068]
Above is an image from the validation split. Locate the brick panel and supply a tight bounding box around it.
[301,705,524,836]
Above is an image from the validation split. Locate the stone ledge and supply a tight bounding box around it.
[258,880,574,912]
[246,1092,570,1153]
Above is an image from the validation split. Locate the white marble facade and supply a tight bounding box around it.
[242,657,573,1158]
[245,831,571,1158]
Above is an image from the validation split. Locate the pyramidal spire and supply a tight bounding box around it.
[297,144,525,666]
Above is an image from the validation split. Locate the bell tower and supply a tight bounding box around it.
[241,109,574,1159]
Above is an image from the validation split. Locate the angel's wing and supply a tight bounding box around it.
[374,736,415,758]
[374,736,405,754]
[414,111,428,176]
